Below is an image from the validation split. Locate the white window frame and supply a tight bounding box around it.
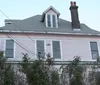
[51,40,63,60]
[35,39,46,59]
[4,39,15,58]
[90,41,99,59]
[46,13,58,28]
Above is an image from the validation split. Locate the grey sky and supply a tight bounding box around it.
[0,0,99,31]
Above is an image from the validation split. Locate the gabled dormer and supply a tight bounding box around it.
[41,6,60,28]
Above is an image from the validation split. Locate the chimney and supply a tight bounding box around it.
[70,1,80,29]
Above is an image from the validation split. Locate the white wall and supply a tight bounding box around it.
[0,33,100,61]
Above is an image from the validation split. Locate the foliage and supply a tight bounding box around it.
[0,52,15,85]
[46,53,54,66]
[51,70,60,85]
[20,53,60,85]
[88,57,100,85]
[60,56,84,85]
[3,51,100,85]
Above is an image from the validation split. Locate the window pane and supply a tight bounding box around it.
[37,40,45,58]
[6,40,14,58]
[52,41,61,58]
[6,49,14,58]
[47,14,51,27]
[37,51,45,59]
[53,41,60,51]
[90,42,98,50]
[52,15,56,28]
[6,40,14,49]
[92,51,99,59]
[53,51,61,58]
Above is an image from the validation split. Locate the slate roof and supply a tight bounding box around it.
[0,15,100,35]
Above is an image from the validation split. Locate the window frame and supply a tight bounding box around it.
[46,13,58,28]
[90,42,99,59]
[52,40,62,59]
[5,39,15,58]
[36,40,46,59]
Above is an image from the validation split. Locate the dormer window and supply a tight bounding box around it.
[41,6,60,28]
[46,14,58,28]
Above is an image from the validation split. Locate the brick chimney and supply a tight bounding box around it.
[70,1,80,29]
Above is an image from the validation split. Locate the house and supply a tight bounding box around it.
[0,1,100,62]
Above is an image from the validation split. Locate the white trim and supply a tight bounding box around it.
[1,30,100,36]
[55,14,58,28]
[35,40,38,59]
[44,40,47,58]
[45,14,48,28]
[88,41,92,60]
[60,40,63,60]
[97,41,100,57]
[50,14,53,28]
[14,40,16,58]
[34,39,37,58]
[4,39,6,57]
[51,41,53,58]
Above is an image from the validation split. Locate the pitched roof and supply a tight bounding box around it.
[0,15,100,35]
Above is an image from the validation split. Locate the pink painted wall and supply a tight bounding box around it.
[0,33,100,61]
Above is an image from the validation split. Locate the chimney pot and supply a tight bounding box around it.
[70,1,74,6]
[74,1,76,6]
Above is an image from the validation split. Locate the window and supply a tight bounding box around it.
[37,40,45,59]
[5,40,14,58]
[52,41,61,58]
[46,14,58,28]
[47,14,51,27]
[90,42,99,59]
[52,15,56,27]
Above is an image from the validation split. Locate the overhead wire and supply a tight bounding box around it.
[0,9,49,57]
[0,9,37,56]
[5,33,36,56]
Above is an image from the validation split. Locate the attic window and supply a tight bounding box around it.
[46,14,58,28]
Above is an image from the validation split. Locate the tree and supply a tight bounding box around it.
[60,56,84,85]
[0,52,15,85]
[88,57,100,85]
[20,53,60,85]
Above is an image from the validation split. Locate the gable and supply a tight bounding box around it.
[46,8,57,15]
[43,6,60,16]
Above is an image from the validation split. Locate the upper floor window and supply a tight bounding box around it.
[90,42,99,59]
[46,14,58,28]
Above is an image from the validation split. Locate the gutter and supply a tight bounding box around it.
[0,30,100,37]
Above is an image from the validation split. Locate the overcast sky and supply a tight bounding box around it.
[0,0,99,31]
